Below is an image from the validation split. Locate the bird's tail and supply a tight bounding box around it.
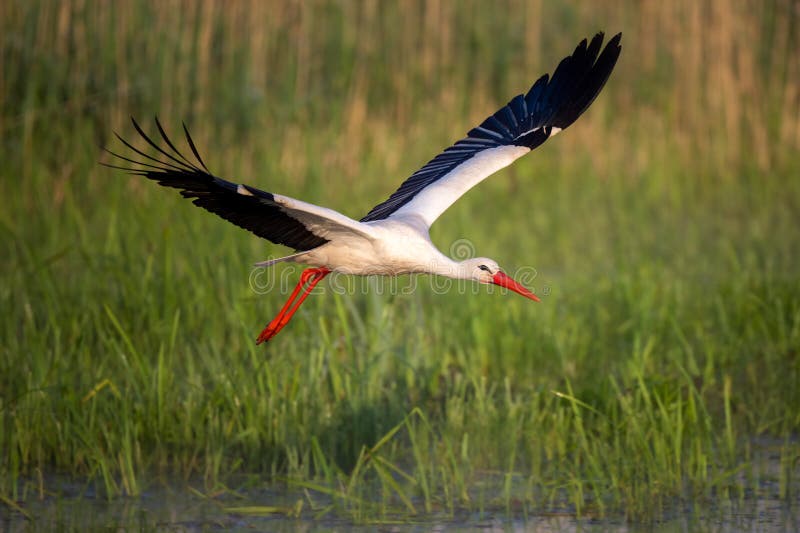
[254,250,311,268]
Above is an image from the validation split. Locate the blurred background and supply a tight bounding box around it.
[1,0,799,517]
[2,0,798,285]
[2,1,797,190]
[2,0,798,239]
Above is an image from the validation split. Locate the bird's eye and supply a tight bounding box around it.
[478,265,491,272]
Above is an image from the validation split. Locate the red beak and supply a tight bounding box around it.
[491,271,540,302]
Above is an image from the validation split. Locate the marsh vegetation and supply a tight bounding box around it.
[1,0,798,527]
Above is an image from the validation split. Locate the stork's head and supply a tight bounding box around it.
[462,258,540,302]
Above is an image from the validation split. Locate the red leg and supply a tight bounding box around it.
[271,269,328,331]
[256,267,330,344]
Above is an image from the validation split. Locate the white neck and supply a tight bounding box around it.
[425,255,475,280]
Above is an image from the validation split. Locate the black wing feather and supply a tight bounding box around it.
[103,118,328,251]
[360,32,621,223]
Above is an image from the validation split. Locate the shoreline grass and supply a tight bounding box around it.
[2,0,799,524]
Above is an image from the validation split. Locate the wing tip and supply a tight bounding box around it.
[103,117,212,178]
[542,31,623,131]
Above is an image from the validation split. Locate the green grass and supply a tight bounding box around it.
[1,0,799,525]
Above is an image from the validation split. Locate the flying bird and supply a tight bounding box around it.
[105,32,622,344]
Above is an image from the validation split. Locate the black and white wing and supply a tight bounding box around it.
[105,118,374,251]
[360,32,622,227]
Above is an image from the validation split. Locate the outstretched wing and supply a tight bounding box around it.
[104,118,374,251]
[360,32,622,227]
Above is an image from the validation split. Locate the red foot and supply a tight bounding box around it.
[256,267,330,344]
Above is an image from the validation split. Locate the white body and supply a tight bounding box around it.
[256,140,534,281]
[294,216,455,276]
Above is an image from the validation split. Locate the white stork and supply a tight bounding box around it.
[106,32,622,344]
